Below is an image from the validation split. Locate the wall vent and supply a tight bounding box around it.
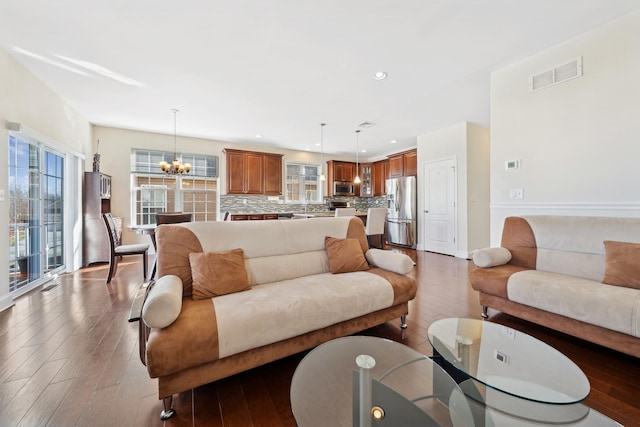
[529,57,582,92]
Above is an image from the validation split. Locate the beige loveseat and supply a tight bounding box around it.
[136,216,417,419]
[470,215,640,359]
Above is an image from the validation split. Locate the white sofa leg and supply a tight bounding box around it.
[481,306,489,319]
[160,395,176,420]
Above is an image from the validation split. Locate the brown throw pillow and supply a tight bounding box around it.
[325,236,370,274]
[602,240,640,290]
[189,249,250,300]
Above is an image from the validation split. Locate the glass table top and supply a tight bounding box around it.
[290,336,474,427]
[427,318,590,405]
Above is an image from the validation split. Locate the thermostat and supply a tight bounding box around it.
[505,160,520,171]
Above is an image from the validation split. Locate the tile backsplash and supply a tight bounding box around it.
[220,195,386,214]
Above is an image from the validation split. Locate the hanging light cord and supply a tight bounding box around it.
[172,109,179,158]
[355,130,361,183]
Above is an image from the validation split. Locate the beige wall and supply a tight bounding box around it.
[0,48,91,311]
[417,122,490,258]
[92,125,355,246]
[490,10,640,244]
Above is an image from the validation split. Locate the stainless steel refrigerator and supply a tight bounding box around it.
[386,176,417,248]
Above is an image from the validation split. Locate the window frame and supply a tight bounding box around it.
[285,161,323,204]
[131,149,219,225]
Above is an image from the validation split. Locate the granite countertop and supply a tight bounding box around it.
[230,210,367,218]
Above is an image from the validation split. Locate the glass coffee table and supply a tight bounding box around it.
[427,318,621,425]
[290,336,475,426]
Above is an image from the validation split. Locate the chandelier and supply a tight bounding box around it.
[159,109,191,174]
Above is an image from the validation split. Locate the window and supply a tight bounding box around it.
[286,162,322,203]
[8,136,65,294]
[131,149,218,225]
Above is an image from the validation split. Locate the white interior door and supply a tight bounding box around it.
[424,158,456,255]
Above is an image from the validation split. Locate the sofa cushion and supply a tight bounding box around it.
[213,271,395,358]
[602,240,640,290]
[159,217,368,287]
[507,270,640,338]
[325,236,370,274]
[142,275,183,328]
[189,249,250,299]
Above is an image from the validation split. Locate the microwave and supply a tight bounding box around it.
[333,181,355,196]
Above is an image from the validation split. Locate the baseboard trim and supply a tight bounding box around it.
[0,293,15,313]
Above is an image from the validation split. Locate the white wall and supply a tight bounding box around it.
[490,10,640,244]
[417,122,490,258]
[92,125,355,246]
[0,48,91,311]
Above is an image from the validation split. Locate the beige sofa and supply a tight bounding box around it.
[135,216,417,419]
[470,215,640,359]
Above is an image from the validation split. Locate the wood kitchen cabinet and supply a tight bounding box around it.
[327,160,357,196]
[329,161,355,182]
[359,163,373,197]
[373,160,387,196]
[225,149,283,195]
[388,149,417,178]
[263,153,283,195]
[404,150,417,176]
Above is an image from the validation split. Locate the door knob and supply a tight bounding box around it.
[424,210,429,213]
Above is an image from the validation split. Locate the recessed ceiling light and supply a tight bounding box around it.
[256,134,263,138]
[315,143,320,146]
[373,71,388,81]
[361,149,367,153]
[390,140,398,144]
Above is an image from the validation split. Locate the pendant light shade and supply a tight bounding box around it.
[319,123,326,181]
[354,130,361,184]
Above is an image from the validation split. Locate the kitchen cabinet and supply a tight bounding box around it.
[263,154,283,195]
[329,161,355,182]
[373,160,387,196]
[387,149,417,178]
[225,149,283,195]
[230,213,280,221]
[327,160,356,197]
[404,150,417,176]
[83,172,114,265]
[359,163,373,197]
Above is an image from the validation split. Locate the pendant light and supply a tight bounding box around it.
[159,109,191,174]
[319,123,326,181]
[354,130,361,184]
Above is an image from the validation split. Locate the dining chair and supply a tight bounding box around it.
[149,212,193,279]
[365,207,387,249]
[102,212,149,284]
[334,208,356,217]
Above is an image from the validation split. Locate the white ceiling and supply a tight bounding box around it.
[2,0,640,159]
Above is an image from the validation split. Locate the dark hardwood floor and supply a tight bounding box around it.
[0,249,638,426]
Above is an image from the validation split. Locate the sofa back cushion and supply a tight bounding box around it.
[156,217,368,293]
[504,216,640,282]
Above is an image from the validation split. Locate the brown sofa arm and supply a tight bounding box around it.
[128,281,155,366]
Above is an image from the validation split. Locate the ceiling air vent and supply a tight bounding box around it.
[529,57,582,92]
[358,121,375,128]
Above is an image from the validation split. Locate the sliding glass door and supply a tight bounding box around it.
[8,135,64,294]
